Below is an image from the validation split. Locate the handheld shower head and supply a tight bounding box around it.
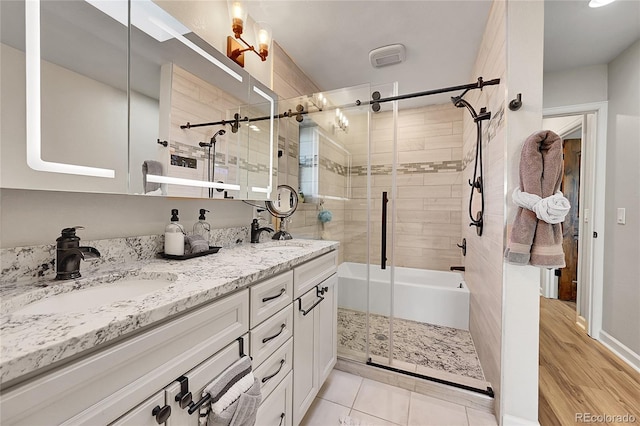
[210,129,226,144]
[199,141,212,147]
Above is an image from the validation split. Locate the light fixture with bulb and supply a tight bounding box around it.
[335,108,349,133]
[588,0,616,7]
[226,0,272,67]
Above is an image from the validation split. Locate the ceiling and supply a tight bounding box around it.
[246,0,640,105]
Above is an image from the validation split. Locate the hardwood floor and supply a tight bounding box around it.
[538,297,640,425]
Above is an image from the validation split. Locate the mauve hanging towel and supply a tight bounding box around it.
[505,130,568,268]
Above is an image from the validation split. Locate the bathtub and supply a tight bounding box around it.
[337,262,469,330]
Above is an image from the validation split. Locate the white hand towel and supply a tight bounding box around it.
[512,188,571,224]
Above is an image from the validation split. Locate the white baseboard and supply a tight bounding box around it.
[502,414,540,425]
[599,330,640,373]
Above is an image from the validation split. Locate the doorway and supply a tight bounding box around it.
[542,101,608,338]
[559,136,581,302]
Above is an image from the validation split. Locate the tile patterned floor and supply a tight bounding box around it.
[337,308,485,381]
[301,370,497,426]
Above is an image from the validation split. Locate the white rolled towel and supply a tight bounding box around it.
[512,188,571,224]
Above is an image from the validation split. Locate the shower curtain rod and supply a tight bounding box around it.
[179,77,500,130]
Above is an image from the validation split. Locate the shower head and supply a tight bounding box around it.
[210,129,226,144]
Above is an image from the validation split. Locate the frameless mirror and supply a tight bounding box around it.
[1,0,278,201]
[1,0,128,193]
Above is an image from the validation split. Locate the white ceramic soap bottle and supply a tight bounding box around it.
[164,209,185,256]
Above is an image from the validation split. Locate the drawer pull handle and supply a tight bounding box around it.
[262,323,287,344]
[151,404,171,424]
[278,413,285,426]
[261,359,285,383]
[298,295,324,316]
[262,288,286,303]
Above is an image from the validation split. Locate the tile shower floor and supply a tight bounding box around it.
[337,308,485,381]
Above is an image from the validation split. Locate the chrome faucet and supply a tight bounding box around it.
[55,227,101,280]
[250,219,274,243]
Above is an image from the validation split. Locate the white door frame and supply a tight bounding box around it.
[543,101,608,339]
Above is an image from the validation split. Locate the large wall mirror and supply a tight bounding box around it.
[0,0,277,200]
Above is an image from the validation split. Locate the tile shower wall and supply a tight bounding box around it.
[344,104,464,272]
[165,65,243,198]
[460,0,506,416]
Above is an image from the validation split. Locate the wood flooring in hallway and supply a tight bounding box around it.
[539,297,640,425]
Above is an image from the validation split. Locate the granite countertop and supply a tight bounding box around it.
[0,239,339,385]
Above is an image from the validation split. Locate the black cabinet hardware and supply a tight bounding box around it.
[262,323,286,344]
[262,288,285,303]
[298,295,324,316]
[151,405,171,424]
[261,359,285,383]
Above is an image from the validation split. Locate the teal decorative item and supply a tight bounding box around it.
[318,210,332,223]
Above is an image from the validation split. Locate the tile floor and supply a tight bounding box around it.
[301,369,497,426]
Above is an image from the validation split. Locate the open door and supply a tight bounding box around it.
[559,138,581,301]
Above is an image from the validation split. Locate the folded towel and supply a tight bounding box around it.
[185,234,209,254]
[199,356,261,426]
[512,188,570,224]
[208,377,261,426]
[505,130,566,268]
[144,188,163,196]
[142,160,163,193]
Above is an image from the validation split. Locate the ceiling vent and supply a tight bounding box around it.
[369,44,406,68]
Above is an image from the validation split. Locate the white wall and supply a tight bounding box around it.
[501,1,545,423]
[543,64,608,108]
[602,39,640,358]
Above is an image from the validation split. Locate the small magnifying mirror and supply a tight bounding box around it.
[265,185,299,239]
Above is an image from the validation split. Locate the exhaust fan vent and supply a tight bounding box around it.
[369,44,405,68]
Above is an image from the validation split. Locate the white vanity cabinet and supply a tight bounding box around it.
[0,247,338,426]
[0,290,249,426]
[292,251,338,425]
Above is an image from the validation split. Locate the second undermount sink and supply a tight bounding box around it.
[255,241,309,251]
[12,273,177,315]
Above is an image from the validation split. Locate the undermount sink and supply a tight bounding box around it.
[13,273,177,315]
[255,241,308,251]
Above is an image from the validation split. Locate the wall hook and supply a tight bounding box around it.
[509,93,522,111]
[456,238,467,256]
[157,139,168,147]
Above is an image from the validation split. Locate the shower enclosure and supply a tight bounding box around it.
[281,80,493,393]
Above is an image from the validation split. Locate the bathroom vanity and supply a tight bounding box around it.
[0,240,338,425]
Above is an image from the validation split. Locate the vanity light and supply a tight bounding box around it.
[335,108,349,133]
[588,0,616,7]
[226,0,272,67]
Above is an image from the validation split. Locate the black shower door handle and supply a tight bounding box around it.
[381,191,388,270]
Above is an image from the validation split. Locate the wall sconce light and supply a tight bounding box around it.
[335,108,349,133]
[226,0,272,67]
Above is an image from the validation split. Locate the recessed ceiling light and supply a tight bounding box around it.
[589,0,616,8]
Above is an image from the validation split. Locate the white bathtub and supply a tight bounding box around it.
[337,262,469,330]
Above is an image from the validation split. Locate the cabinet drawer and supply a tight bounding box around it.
[250,270,293,328]
[255,372,292,426]
[1,290,249,426]
[253,337,293,402]
[293,251,337,299]
[249,305,293,368]
[110,392,165,426]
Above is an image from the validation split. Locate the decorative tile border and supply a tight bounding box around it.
[350,160,462,176]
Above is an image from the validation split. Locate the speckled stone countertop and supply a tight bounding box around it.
[0,239,338,385]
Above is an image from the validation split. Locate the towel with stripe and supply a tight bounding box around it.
[199,355,262,426]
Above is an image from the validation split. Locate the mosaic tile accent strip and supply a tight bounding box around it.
[0,227,250,285]
[299,155,349,177]
[350,160,462,177]
[337,308,485,380]
[171,140,236,165]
